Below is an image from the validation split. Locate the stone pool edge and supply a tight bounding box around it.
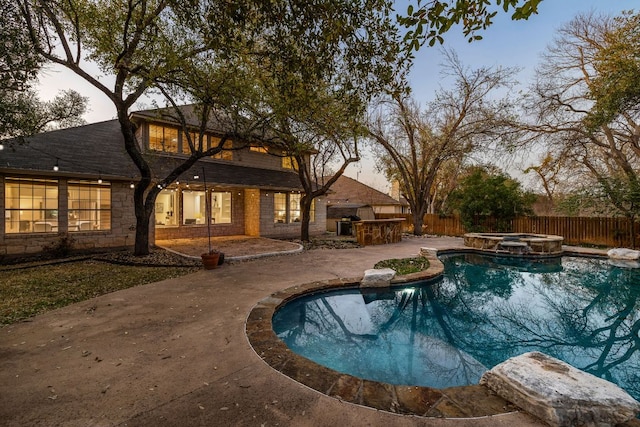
[244,249,523,419]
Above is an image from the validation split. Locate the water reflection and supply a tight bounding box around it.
[273,255,640,399]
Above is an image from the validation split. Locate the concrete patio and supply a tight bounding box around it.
[0,236,599,426]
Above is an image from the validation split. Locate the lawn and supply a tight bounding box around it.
[0,259,199,325]
[374,256,430,275]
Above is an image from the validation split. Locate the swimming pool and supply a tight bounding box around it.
[273,253,640,401]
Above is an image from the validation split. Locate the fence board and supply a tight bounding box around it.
[375,213,639,248]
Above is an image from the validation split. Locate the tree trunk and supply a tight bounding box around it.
[134,210,152,255]
[300,196,313,242]
[412,210,424,236]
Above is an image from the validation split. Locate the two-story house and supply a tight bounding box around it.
[0,106,326,257]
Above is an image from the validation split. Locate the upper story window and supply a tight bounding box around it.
[5,178,58,233]
[183,131,206,151]
[211,137,234,161]
[250,145,268,154]
[282,156,297,170]
[149,124,179,153]
[68,181,111,231]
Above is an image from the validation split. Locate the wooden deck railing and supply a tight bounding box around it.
[375,213,639,248]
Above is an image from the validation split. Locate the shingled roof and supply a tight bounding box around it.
[325,175,408,207]
[0,117,303,191]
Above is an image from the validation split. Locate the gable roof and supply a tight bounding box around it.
[0,116,303,191]
[325,175,408,207]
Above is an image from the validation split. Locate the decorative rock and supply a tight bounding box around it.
[360,268,396,288]
[420,247,438,258]
[608,248,640,261]
[480,352,640,427]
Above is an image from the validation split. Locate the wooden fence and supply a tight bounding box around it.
[375,213,640,248]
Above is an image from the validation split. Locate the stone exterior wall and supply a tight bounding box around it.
[244,189,261,236]
[0,178,140,257]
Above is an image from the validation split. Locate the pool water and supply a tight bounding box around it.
[272,254,640,400]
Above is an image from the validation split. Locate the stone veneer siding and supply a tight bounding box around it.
[0,177,142,257]
[259,191,327,239]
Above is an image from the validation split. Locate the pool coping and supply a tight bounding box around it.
[245,249,528,419]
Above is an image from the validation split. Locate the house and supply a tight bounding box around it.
[325,175,409,232]
[0,106,326,257]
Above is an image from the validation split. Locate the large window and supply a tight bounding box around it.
[149,124,179,153]
[211,192,231,224]
[154,189,178,226]
[68,181,111,231]
[5,178,58,233]
[182,190,206,225]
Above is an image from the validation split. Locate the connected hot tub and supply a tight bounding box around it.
[464,232,564,255]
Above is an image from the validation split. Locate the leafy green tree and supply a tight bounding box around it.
[448,167,535,232]
[1,1,86,140]
[400,0,542,49]
[15,0,401,254]
[587,11,640,129]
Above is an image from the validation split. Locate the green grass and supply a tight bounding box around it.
[374,257,430,275]
[0,260,199,325]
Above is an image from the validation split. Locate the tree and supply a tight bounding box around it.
[1,1,87,140]
[400,0,542,49]
[16,0,401,254]
[368,50,518,235]
[448,166,535,232]
[1,89,88,140]
[515,11,640,246]
[587,11,640,129]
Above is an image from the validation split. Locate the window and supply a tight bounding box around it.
[211,137,233,161]
[250,145,268,154]
[154,189,178,226]
[183,131,205,152]
[274,193,287,223]
[68,181,111,231]
[211,192,231,224]
[273,192,312,223]
[149,124,179,153]
[182,190,206,225]
[289,193,301,222]
[282,156,297,170]
[310,199,315,223]
[4,178,58,233]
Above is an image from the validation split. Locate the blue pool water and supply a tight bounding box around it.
[272,254,640,400]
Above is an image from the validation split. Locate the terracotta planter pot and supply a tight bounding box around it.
[201,252,220,270]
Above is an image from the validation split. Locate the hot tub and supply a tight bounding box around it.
[464,233,563,255]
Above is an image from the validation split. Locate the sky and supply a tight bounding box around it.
[36,0,639,193]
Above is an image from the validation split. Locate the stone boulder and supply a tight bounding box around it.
[608,248,640,261]
[360,268,396,288]
[480,352,640,427]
